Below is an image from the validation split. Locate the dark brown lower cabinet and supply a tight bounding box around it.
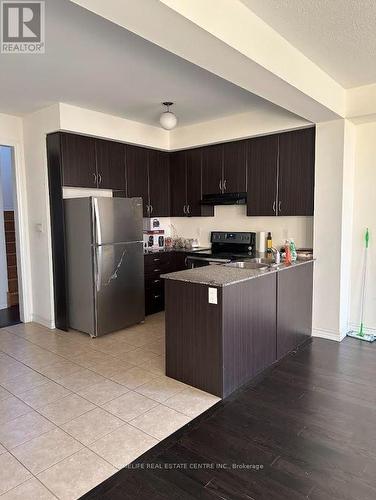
[277,262,313,359]
[165,262,313,398]
[144,251,188,315]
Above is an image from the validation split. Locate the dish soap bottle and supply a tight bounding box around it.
[284,240,292,264]
[266,232,273,254]
[290,239,297,262]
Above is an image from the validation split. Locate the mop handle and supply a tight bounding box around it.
[359,228,369,333]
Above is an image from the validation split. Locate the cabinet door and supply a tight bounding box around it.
[169,151,187,217]
[247,135,278,216]
[61,133,96,188]
[223,140,247,193]
[278,127,315,216]
[95,139,126,191]
[148,150,170,217]
[186,148,214,216]
[277,262,313,360]
[201,144,223,195]
[125,145,150,217]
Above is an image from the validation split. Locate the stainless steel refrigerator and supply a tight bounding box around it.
[64,197,145,337]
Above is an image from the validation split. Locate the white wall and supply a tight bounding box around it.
[170,206,313,248]
[170,107,310,150]
[0,146,14,210]
[0,150,8,309]
[313,119,355,341]
[349,121,376,334]
[0,112,32,321]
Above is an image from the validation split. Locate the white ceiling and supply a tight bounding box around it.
[0,0,293,127]
[242,0,376,88]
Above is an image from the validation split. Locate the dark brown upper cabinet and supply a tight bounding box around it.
[148,150,170,217]
[125,145,150,217]
[222,140,247,193]
[202,144,223,195]
[169,148,214,217]
[247,134,279,216]
[278,127,315,216]
[169,151,186,217]
[95,139,126,191]
[60,133,96,188]
[247,127,315,217]
[126,145,170,217]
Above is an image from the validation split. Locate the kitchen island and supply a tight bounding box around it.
[162,260,314,398]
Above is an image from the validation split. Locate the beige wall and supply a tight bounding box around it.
[349,121,376,334]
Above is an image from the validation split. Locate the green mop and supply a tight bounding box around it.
[347,228,375,342]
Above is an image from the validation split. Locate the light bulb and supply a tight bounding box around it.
[159,111,178,130]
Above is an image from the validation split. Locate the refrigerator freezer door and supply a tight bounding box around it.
[94,241,145,336]
[93,197,143,245]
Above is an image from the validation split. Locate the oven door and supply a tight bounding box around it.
[186,256,231,269]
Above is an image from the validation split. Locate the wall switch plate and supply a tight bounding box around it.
[208,287,217,304]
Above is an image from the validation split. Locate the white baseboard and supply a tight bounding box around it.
[31,314,55,330]
[312,328,346,342]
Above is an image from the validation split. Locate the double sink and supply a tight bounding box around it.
[225,257,283,271]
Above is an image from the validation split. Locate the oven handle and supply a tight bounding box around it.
[186,256,232,263]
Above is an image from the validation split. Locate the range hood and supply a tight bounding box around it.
[201,192,247,206]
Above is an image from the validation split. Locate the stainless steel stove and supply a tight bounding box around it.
[186,231,256,268]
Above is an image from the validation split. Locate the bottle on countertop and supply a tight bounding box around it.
[290,239,297,262]
[266,232,273,254]
[284,240,292,264]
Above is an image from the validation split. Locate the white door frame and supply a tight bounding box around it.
[0,137,32,323]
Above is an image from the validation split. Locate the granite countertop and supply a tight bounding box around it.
[144,247,209,255]
[161,259,315,287]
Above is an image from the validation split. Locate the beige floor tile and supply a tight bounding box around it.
[76,379,129,405]
[164,387,221,417]
[18,381,71,409]
[110,366,158,389]
[88,358,134,378]
[1,370,49,396]
[5,322,46,337]
[0,477,56,499]
[130,405,191,440]
[89,423,158,469]
[56,368,107,392]
[89,339,137,357]
[0,443,6,454]
[36,360,82,381]
[0,385,12,401]
[115,329,156,348]
[116,348,160,366]
[140,355,165,376]
[102,391,158,422]
[0,452,32,495]
[0,361,35,384]
[143,338,165,355]
[70,350,113,369]
[0,411,56,449]
[18,350,64,370]
[136,376,187,403]
[11,428,83,475]
[37,448,116,500]
[61,407,124,446]
[0,396,32,424]
[38,394,95,425]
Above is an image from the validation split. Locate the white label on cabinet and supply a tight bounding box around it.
[208,287,218,304]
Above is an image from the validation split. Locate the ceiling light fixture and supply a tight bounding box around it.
[159,102,178,130]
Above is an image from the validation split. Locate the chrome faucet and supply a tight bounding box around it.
[270,247,281,264]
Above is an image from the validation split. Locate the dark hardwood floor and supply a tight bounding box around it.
[0,305,20,328]
[82,337,376,500]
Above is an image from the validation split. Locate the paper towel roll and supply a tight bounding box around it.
[256,232,266,253]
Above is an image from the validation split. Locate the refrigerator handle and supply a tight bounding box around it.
[94,246,102,292]
[93,198,102,245]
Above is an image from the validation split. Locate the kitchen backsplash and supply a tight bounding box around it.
[160,205,314,248]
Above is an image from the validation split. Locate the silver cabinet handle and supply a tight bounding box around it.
[219,179,222,192]
[98,173,102,185]
[150,205,153,214]
[187,205,190,214]
[146,205,150,215]
[278,201,281,214]
[273,201,276,214]
[183,205,187,215]
[93,172,97,185]
[223,179,227,191]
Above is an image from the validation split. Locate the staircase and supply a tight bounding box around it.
[4,211,18,306]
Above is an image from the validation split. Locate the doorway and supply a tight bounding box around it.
[0,145,20,327]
